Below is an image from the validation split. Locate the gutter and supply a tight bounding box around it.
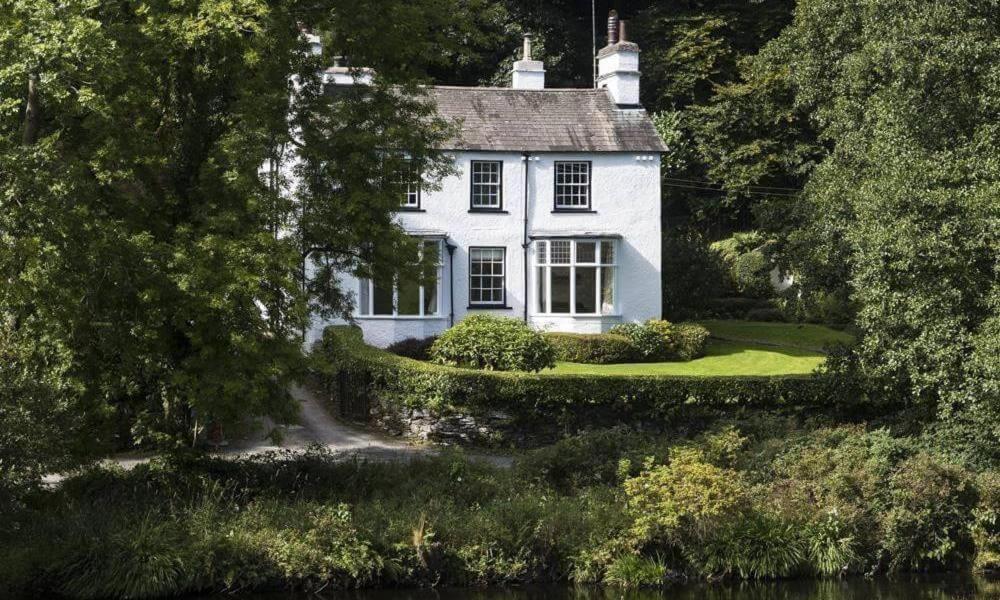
[521,152,531,323]
[445,241,457,327]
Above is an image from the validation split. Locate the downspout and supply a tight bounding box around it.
[522,152,531,323]
[445,241,457,327]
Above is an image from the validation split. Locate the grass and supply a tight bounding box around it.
[545,320,853,377]
[698,320,855,352]
[546,340,825,376]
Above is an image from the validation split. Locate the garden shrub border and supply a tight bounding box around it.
[313,327,862,445]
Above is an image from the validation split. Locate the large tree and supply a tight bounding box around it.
[758,0,1000,414]
[0,0,476,464]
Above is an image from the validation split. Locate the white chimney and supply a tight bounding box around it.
[512,35,545,90]
[597,12,641,106]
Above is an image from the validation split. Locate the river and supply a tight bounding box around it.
[182,575,999,599]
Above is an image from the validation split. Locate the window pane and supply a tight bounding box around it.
[536,241,547,265]
[373,278,394,315]
[576,241,596,263]
[554,162,590,209]
[422,240,440,265]
[600,241,615,264]
[471,161,501,208]
[398,277,420,315]
[398,162,420,208]
[551,240,571,264]
[470,247,505,304]
[358,280,370,315]
[601,266,615,314]
[575,267,597,314]
[423,278,438,315]
[551,267,570,313]
[537,266,547,312]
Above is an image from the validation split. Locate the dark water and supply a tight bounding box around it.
[185,575,1000,599]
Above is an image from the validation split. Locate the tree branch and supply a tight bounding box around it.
[22,73,40,146]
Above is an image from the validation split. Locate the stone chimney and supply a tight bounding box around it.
[512,35,545,90]
[597,11,641,106]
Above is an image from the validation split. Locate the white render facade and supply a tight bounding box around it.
[304,17,667,348]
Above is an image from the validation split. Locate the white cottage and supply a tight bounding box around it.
[305,15,667,348]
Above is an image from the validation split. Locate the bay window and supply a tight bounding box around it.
[535,239,616,315]
[358,240,441,316]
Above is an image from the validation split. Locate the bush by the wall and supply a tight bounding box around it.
[545,332,636,364]
[610,322,671,361]
[610,320,709,362]
[386,336,438,361]
[429,315,555,373]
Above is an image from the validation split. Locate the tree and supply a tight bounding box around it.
[758,0,1000,410]
[0,0,478,460]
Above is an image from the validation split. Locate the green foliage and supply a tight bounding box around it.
[385,336,438,361]
[660,228,728,320]
[711,232,775,298]
[544,332,635,364]
[314,327,841,443]
[429,315,555,372]
[609,320,709,362]
[610,322,670,361]
[882,454,978,571]
[754,0,1000,416]
[0,0,479,449]
[604,554,669,588]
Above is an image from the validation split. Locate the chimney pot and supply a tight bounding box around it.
[619,20,628,42]
[523,34,532,60]
[607,10,619,44]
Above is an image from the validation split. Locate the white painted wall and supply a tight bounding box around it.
[304,150,662,348]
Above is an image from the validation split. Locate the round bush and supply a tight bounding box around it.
[671,323,710,361]
[429,315,555,372]
[545,332,636,364]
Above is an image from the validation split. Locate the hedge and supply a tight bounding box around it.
[545,332,635,364]
[314,327,861,436]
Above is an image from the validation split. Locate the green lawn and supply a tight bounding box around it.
[543,320,852,377]
[698,320,854,352]
[546,340,825,377]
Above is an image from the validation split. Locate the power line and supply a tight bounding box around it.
[662,176,802,193]
[661,181,799,198]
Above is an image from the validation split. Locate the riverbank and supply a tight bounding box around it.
[4,413,999,598]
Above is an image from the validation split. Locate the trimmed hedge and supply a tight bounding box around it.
[386,336,438,361]
[545,332,635,364]
[314,327,857,438]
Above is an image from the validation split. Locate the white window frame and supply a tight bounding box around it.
[470,160,503,210]
[554,161,592,210]
[397,162,421,209]
[534,238,618,316]
[358,239,442,318]
[469,246,506,307]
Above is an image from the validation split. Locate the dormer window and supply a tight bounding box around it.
[397,161,421,210]
[470,160,502,210]
[554,161,591,210]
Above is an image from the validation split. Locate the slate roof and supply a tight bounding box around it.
[426,87,667,153]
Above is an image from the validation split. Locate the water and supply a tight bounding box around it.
[185,575,1000,599]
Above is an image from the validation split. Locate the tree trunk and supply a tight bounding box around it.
[22,73,39,145]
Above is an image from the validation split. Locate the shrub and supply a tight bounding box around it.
[882,453,978,571]
[661,228,728,320]
[671,323,710,361]
[429,316,555,373]
[545,332,636,364]
[386,336,437,361]
[604,554,668,587]
[610,322,670,361]
[973,471,1000,571]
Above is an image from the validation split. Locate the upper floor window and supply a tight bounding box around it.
[470,161,502,210]
[359,239,441,316]
[535,238,616,315]
[554,161,591,210]
[469,247,506,306]
[396,161,421,209]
